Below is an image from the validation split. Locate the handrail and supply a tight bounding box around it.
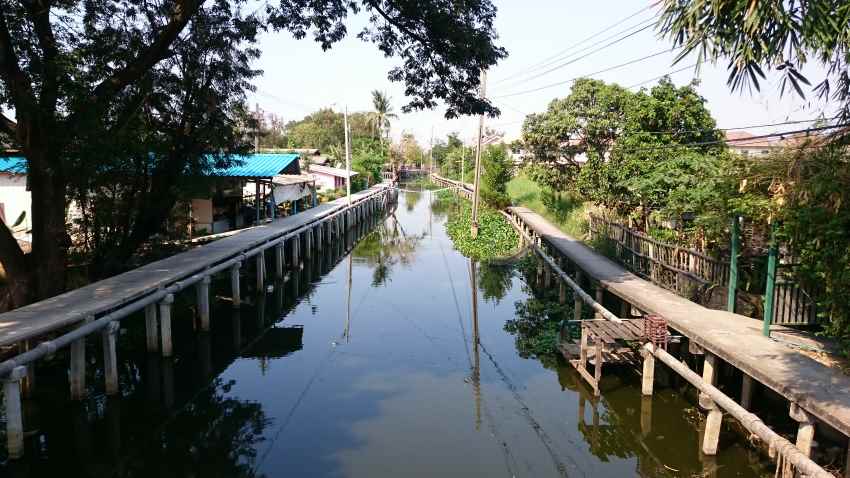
[0,185,390,378]
[646,343,831,478]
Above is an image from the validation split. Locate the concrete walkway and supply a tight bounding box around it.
[0,186,387,348]
[509,206,850,439]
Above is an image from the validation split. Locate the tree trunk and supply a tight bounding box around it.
[27,145,69,299]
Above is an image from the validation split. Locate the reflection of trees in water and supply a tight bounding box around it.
[477,262,514,305]
[429,190,460,220]
[404,190,422,211]
[152,377,269,478]
[503,256,570,369]
[353,214,424,286]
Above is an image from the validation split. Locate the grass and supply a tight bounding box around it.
[507,173,592,239]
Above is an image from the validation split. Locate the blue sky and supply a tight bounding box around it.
[248,0,830,148]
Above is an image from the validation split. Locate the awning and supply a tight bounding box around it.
[271,174,313,204]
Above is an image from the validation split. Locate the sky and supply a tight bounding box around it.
[247,0,831,148]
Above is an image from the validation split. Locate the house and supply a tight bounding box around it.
[0,156,30,233]
[725,131,784,157]
[192,153,316,234]
[308,164,358,191]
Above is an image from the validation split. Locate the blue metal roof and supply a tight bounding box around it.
[0,156,26,174]
[213,153,299,177]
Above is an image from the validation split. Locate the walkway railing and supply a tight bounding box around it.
[504,206,834,478]
[0,184,396,458]
[430,174,473,200]
[588,213,729,291]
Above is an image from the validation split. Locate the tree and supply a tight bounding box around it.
[657,0,850,120]
[398,132,424,167]
[520,79,631,193]
[0,0,506,304]
[480,144,513,209]
[351,137,386,185]
[370,90,397,143]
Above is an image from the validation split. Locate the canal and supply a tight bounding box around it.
[0,187,774,477]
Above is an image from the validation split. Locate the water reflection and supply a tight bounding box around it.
[1,190,774,478]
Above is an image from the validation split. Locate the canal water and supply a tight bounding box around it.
[0,188,774,477]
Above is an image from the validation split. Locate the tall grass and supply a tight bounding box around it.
[506,174,591,239]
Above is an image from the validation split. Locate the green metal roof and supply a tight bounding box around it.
[213,153,299,177]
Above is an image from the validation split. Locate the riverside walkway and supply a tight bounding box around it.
[507,205,850,454]
[0,183,394,458]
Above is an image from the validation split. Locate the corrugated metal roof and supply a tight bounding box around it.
[0,156,26,174]
[308,164,358,178]
[214,153,299,177]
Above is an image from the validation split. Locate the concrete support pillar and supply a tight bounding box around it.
[702,406,723,455]
[790,403,816,457]
[740,374,753,410]
[700,352,718,409]
[275,243,284,279]
[4,366,27,459]
[70,318,90,400]
[230,262,241,307]
[256,251,265,291]
[159,294,175,357]
[641,346,655,396]
[102,321,120,395]
[145,304,159,352]
[305,229,312,257]
[197,276,210,331]
[291,235,300,267]
[544,265,551,288]
[317,224,323,251]
[594,286,604,319]
[559,282,566,305]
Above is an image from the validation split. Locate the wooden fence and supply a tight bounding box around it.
[588,214,819,325]
[588,214,729,297]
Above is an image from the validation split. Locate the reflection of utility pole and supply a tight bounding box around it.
[344,105,352,206]
[344,252,353,343]
[470,259,481,430]
[471,70,487,239]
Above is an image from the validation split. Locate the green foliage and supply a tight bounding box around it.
[507,172,590,239]
[658,0,850,120]
[477,263,514,305]
[439,192,519,261]
[480,144,513,209]
[351,137,387,185]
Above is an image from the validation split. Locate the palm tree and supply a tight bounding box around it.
[370,90,398,145]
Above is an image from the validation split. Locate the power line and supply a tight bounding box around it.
[627,63,700,89]
[495,21,657,90]
[495,49,672,99]
[615,123,849,152]
[492,3,659,85]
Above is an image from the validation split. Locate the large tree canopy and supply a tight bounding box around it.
[0,0,506,306]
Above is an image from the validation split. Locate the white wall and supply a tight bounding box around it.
[0,174,31,231]
[313,173,337,191]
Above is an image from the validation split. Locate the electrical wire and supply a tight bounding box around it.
[492,2,659,85]
[495,21,657,90]
[495,49,672,99]
[627,62,701,89]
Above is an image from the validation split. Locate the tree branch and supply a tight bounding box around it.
[23,0,59,112]
[364,0,430,48]
[0,112,16,136]
[0,4,37,118]
[90,0,202,105]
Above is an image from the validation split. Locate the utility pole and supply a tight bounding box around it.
[344,105,352,206]
[429,126,434,176]
[471,70,487,239]
[461,143,465,183]
[254,103,260,153]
